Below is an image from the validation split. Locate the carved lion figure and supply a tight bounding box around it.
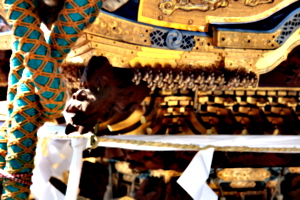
[66,56,150,134]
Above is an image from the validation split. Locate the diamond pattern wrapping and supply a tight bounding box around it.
[0,0,102,199]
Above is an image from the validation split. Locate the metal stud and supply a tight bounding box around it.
[143,72,149,81]
[167,73,173,84]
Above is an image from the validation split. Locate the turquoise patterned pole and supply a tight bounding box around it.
[0,0,102,199]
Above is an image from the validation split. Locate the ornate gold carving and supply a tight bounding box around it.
[68,33,263,77]
[64,10,300,77]
[245,0,273,6]
[85,12,153,46]
[289,167,300,174]
[217,168,271,181]
[230,181,256,188]
[139,0,295,32]
[214,29,281,50]
[159,0,229,16]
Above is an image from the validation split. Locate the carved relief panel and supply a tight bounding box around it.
[138,0,295,32]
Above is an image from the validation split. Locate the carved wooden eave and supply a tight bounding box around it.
[61,0,300,90]
[0,0,299,91]
[0,1,299,129]
[94,87,300,136]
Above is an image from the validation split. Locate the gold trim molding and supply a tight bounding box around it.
[159,0,274,16]
[138,0,297,32]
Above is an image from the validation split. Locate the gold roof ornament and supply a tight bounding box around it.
[61,0,300,92]
[0,0,299,92]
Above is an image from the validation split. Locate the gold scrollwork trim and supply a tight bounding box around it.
[207,0,297,24]
[158,0,273,16]
[159,0,229,16]
[217,168,271,182]
[245,0,273,7]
